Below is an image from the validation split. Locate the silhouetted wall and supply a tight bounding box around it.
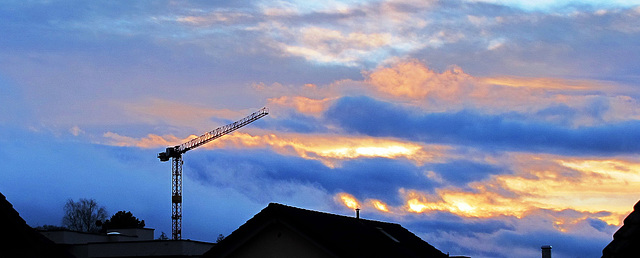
[0,192,74,258]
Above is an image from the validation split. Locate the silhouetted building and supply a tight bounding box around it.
[603,200,640,257]
[0,191,213,258]
[0,192,74,258]
[41,228,214,258]
[204,203,448,258]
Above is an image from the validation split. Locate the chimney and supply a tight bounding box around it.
[541,245,552,258]
[356,208,360,219]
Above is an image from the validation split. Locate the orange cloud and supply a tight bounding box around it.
[203,132,450,167]
[103,132,193,148]
[402,188,529,218]
[365,60,607,105]
[369,199,390,212]
[480,76,605,91]
[334,193,392,213]
[120,98,245,129]
[336,192,360,209]
[102,131,450,168]
[268,96,335,116]
[492,155,640,220]
[365,60,474,101]
[362,60,640,124]
[363,60,545,113]
[253,81,357,107]
[335,152,639,227]
[257,60,638,126]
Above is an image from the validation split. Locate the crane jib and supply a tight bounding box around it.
[157,107,268,161]
[178,107,268,153]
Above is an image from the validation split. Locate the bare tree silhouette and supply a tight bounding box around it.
[62,198,107,233]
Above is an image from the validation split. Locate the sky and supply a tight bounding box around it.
[1,0,640,257]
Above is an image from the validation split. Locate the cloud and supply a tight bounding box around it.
[281,27,393,65]
[103,132,188,148]
[360,60,640,124]
[481,76,610,91]
[335,186,619,258]
[103,130,450,168]
[467,0,640,11]
[335,192,360,209]
[29,127,634,254]
[175,10,255,27]
[400,3,640,83]
[3,1,640,257]
[327,96,640,155]
[268,112,329,133]
[428,160,506,186]
[333,152,640,228]
[268,95,335,116]
[69,126,84,136]
[184,148,442,206]
[491,223,611,258]
[0,129,340,241]
[118,98,254,131]
[365,60,474,101]
[406,213,515,237]
[336,191,617,257]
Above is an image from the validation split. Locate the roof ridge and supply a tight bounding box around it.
[267,202,401,226]
[204,202,448,258]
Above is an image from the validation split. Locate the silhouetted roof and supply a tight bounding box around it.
[0,192,75,258]
[603,200,640,258]
[204,203,447,258]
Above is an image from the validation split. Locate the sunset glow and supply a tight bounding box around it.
[370,199,390,212]
[104,131,447,167]
[337,193,360,209]
[3,1,639,257]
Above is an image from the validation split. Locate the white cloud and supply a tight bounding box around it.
[465,0,640,11]
[69,126,84,136]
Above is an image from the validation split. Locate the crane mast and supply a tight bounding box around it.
[158,107,268,240]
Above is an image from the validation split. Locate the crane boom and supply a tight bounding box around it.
[157,107,268,240]
[158,107,269,161]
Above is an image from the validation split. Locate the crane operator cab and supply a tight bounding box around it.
[158,146,179,162]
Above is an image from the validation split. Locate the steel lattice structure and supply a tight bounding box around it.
[158,107,268,240]
[171,156,183,240]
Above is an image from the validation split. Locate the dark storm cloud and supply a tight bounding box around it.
[405,212,515,236]
[588,217,610,232]
[186,149,439,205]
[495,229,608,257]
[534,104,579,126]
[326,96,640,155]
[268,112,330,133]
[428,160,506,186]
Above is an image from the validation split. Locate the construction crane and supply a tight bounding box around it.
[158,107,268,240]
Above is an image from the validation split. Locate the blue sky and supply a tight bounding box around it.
[2,1,640,257]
